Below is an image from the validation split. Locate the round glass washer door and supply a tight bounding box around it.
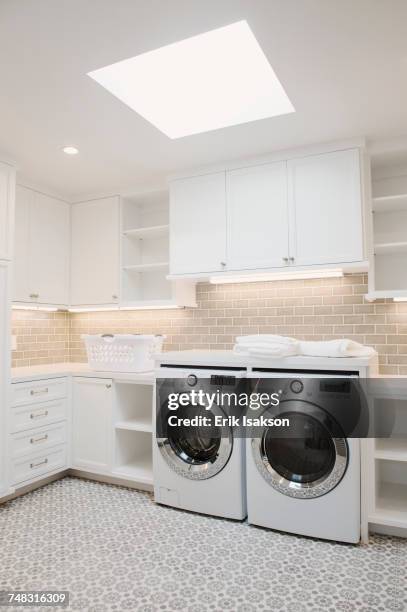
[252,402,348,499]
[157,401,233,481]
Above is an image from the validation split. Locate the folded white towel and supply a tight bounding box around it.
[233,335,376,359]
[235,334,298,347]
[299,339,376,358]
[248,345,299,358]
[234,336,300,358]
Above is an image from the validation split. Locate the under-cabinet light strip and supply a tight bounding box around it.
[209,269,344,284]
[12,305,183,313]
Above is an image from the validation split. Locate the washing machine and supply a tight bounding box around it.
[246,370,365,543]
[153,365,247,520]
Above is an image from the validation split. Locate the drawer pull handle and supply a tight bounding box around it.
[30,387,49,396]
[30,410,49,419]
[30,458,48,469]
[30,434,48,444]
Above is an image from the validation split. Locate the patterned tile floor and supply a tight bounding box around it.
[0,477,406,612]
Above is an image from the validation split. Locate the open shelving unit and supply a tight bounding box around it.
[113,381,154,485]
[120,190,196,308]
[367,158,407,300]
[368,390,407,534]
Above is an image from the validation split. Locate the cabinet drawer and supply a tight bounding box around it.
[12,378,67,407]
[11,422,67,459]
[10,399,67,433]
[12,444,67,486]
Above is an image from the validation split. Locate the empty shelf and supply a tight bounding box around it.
[115,419,152,433]
[370,483,407,529]
[375,440,407,462]
[366,289,407,301]
[123,262,169,272]
[373,194,407,213]
[123,225,169,239]
[113,457,153,485]
[374,241,407,255]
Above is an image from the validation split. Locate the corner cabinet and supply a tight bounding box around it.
[13,186,70,307]
[71,196,120,307]
[169,147,367,279]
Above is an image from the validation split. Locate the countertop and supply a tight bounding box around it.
[11,362,154,384]
[12,351,405,385]
[155,349,379,370]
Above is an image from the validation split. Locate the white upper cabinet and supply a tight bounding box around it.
[13,186,30,302]
[13,186,70,306]
[0,161,16,261]
[30,192,69,305]
[287,149,364,266]
[169,147,365,278]
[71,196,119,306]
[170,172,227,275]
[226,162,289,270]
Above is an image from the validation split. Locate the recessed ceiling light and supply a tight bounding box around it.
[62,146,79,155]
[87,20,294,139]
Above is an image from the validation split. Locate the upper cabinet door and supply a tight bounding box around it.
[170,172,226,274]
[226,162,289,270]
[288,149,364,266]
[13,185,31,302]
[71,196,119,305]
[0,162,16,261]
[29,193,70,305]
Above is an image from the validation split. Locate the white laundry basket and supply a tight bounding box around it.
[83,334,165,372]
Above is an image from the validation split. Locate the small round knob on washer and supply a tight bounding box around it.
[187,374,198,387]
[290,380,304,394]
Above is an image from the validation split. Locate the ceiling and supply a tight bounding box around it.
[1,0,407,201]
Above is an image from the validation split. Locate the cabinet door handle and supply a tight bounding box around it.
[112,295,118,300]
[30,387,49,396]
[220,262,226,267]
[29,293,39,299]
[282,257,289,263]
[289,257,295,263]
[30,410,49,419]
[30,434,48,445]
[106,384,112,389]
[30,458,48,469]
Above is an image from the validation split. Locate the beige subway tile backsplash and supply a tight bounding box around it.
[10,273,407,373]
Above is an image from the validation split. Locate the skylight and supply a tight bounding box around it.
[87,20,294,138]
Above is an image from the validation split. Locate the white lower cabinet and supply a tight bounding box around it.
[12,446,67,486]
[9,377,69,489]
[2,374,155,500]
[71,377,112,474]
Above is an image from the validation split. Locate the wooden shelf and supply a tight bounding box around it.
[373,194,407,213]
[123,225,169,239]
[375,439,407,462]
[123,262,169,272]
[374,241,407,255]
[115,419,152,433]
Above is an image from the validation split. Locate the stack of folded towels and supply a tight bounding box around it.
[233,335,376,358]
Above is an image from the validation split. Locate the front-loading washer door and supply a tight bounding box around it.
[157,400,233,481]
[252,402,348,499]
